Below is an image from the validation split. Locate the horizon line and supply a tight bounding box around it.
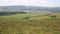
[0,5,60,7]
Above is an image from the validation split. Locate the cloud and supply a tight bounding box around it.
[0,0,60,7]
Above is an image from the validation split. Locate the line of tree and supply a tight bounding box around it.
[0,12,27,16]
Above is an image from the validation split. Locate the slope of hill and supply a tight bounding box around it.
[0,5,60,12]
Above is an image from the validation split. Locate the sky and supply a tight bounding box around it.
[0,0,60,7]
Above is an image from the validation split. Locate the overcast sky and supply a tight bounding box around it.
[0,0,60,7]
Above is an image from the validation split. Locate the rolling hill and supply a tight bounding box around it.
[0,5,60,12]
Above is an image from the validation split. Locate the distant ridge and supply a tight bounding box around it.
[0,5,60,12]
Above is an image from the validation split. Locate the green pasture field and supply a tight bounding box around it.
[0,13,60,34]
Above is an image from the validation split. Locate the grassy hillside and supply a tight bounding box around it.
[0,13,60,34]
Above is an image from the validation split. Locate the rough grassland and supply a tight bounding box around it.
[0,13,60,34]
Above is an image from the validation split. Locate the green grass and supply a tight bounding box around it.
[0,13,60,34]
